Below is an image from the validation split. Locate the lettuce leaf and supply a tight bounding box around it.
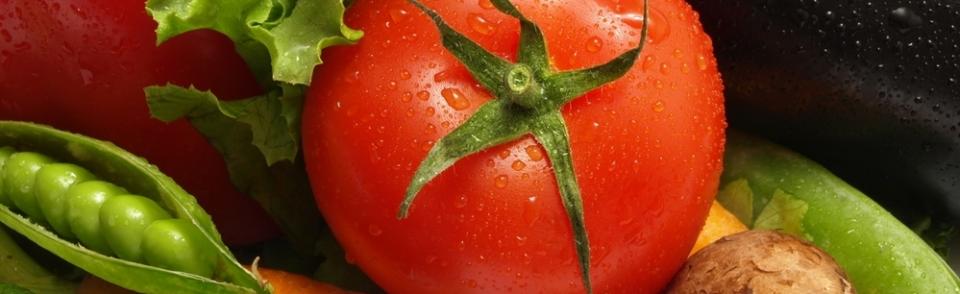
[147,0,363,85]
[145,85,322,255]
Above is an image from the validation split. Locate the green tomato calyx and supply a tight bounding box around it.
[401,0,651,293]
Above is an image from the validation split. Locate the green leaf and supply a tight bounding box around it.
[146,85,300,165]
[145,85,323,257]
[753,189,809,237]
[146,0,363,85]
[715,178,755,225]
[0,227,76,294]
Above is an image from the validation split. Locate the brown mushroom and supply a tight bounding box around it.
[666,230,855,294]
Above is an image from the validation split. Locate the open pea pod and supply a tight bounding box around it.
[718,130,960,293]
[0,121,269,294]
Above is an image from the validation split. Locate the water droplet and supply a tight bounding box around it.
[425,107,436,116]
[585,36,603,52]
[400,92,413,102]
[458,240,467,251]
[672,49,683,59]
[433,70,450,82]
[680,63,690,74]
[525,145,544,161]
[494,175,508,188]
[454,195,468,208]
[652,100,665,112]
[416,90,430,101]
[498,149,511,159]
[642,55,656,71]
[620,8,670,44]
[696,54,708,71]
[659,62,669,75]
[399,70,412,80]
[422,140,435,151]
[368,224,383,236]
[468,13,495,35]
[389,8,410,22]
[441,88,471,110]
[478,0,494,9]
[511,160,526,171]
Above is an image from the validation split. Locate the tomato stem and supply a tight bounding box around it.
[402,1,649,292]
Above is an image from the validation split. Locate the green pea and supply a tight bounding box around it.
[65,181,127,255]
[35,163,97,239]
[100,195,172,262]
[0,147,15,206]
[142,219,217,278]
[3,152,54,221]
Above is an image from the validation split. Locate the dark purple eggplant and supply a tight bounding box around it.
[688,0,960,222]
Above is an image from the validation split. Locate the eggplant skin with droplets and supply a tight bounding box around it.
[689,0,960,220]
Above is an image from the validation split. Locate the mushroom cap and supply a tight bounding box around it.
[666,230,855,294]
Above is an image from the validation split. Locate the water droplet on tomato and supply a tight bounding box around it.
[652,100,666,112]
[642,55,656,71]
[511,160,526,171]
[498,149,511,159]
[659,62,669,75]
[389,8,409,22]
[399,70,412,80]
[680,63,690,74]
[525,145,544,161]
[515,235,527,245]
[478,0,494,9]
[416,90,430,101]
[425,107,436,117]
[400,91,413,102]
[494,175,508,188]
[458,240,467,251]
[433,70,449,82]
[672,49,683,59]
[367,224,383,236]
[422,140,435,151]
[696,54,708,71]
[468,13,495,35]
[620,7,670,44]
[522,195,540,225]
[454,195,468,208]
[585,36,603,52]
[441,88,471,110]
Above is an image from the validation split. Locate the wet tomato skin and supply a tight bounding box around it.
[303,0,725,292]
[0,0,279,245]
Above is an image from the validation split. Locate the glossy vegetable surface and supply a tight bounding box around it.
[0,121,267,294]
[303,0,726,292]
[689,0,960,221]
[719,131,960,293]
[0,0,277,245]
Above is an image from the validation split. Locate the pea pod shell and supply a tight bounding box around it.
[720,131,960,293]
[0,121,267,294]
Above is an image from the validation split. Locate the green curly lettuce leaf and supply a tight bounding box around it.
[147,0,363,85]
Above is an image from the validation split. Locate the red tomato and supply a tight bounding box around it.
[303,0,725,292]
[0,0,278,244]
